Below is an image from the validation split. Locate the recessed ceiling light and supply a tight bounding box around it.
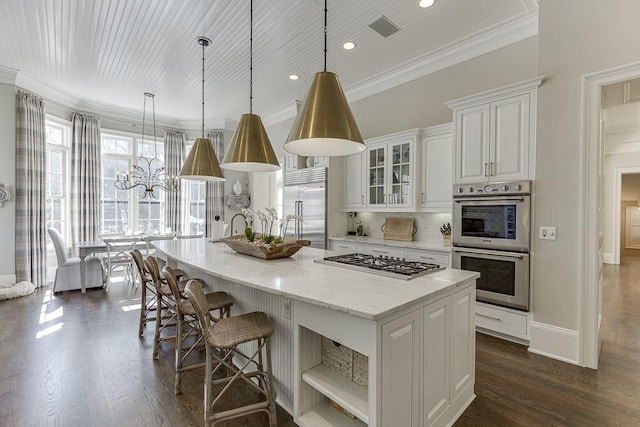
[419,0,435,8]
[343,42,356,50]
[289,74,299,80]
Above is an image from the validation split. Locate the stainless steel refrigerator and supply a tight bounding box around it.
[283,167,327,249]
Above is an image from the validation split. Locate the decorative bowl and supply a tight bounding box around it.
[221,234,311,260]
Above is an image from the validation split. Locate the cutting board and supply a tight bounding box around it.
[383,217,415,241]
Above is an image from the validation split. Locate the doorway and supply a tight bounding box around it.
[583,61,640,369]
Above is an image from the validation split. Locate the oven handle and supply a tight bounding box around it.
[454,196,526,203]
[452,247,525,259]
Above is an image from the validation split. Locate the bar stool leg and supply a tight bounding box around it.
[265,336,277,427]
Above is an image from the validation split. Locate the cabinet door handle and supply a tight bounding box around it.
[476,312,501,321]
[371,249,388,254]
[491,162,496,176]
[484,162,489,177]
[420,256,434,260]
[421,192,425,203]
[338,245,348,249]
[361,195,364,205]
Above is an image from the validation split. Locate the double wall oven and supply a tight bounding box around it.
[451,180,531,311]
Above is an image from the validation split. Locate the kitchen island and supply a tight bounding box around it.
[153,238,479,427]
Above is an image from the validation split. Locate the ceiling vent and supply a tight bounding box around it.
[368,16,401,38]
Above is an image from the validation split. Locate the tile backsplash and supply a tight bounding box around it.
[348,212,452,244]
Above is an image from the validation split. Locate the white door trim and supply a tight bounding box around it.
[581,60,640,369]
[613,167,640,264]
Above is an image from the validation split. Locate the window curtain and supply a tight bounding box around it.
[15,90,47,287]
[164,130,185,234]
[70,113,102,253]
[205,130,225,237]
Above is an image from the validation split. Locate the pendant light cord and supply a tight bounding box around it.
[323,0,327,72]
[250,0,254,114]
[201,41,206,138]
[141,93,146,160]
[151,94,157,160]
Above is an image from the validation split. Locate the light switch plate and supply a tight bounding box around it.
[539,226,557,240]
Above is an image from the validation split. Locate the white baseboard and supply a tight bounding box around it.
[0,274,16,284]
[528,321,579,365]
[603,252,614,264]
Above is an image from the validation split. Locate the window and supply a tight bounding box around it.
[101,131,166,235]
[184,141,206,235]
[45,119,70,244]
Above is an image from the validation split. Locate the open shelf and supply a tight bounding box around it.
[302,364,369,424]
[297,402,367,427]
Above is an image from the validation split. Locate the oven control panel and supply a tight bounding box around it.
[453,180,531,197]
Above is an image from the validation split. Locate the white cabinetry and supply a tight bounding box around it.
[420,123,453,212]
[381,286,475,427]
[365,129,419,211]
[329,239,451,267]
[475,301,530,343]
[422,297,450,426]
[381,309,421,427]
[405,249,450,267]
[446,77,544,185]
[358,243,405,259]
[344,152,366,210]
[329,241,358,254]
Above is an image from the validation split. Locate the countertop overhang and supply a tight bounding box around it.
[153,238,478,321]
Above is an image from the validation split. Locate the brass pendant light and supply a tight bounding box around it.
[284,0,364,157]
[180,37,225,181]
[221,0,280,172]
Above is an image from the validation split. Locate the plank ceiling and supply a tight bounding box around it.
[0,0,538,124]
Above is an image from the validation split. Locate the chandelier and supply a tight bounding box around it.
[114,92,179,198]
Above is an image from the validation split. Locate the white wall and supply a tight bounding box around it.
[534,0,640,334]
[0,83,15,279]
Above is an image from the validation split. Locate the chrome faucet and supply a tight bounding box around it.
[230,213,247,236]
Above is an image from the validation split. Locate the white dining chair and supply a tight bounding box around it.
[48,228,105,292]
[103,237,139,290]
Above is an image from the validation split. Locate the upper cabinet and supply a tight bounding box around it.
[446,76,544,185]
[365,129,420,211]
[421,123,453,212]
[344,152,366,210]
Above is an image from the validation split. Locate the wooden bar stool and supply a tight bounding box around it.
[130,249,157,337]
[145,255,181,359]
[184,280,277,427]
[162,266,233,395]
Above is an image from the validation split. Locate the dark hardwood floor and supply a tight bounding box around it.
[1,258,640,426]
[456,256,640,426]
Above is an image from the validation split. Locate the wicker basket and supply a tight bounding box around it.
[221,234,310,260]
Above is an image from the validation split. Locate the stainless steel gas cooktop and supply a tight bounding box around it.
[315,253,444,280]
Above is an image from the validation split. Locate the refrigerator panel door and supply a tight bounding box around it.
[299,183,326,249]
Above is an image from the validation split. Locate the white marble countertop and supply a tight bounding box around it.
[153,238,477,321]
[329,235,452,253]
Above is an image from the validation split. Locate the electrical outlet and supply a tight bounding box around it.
[539,226,557,240]
[283,299,291,320]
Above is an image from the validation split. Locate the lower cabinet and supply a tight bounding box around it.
[381,309,421,427]
[381,285,475,427]
[294,281,476,427]
[329,240,451,267]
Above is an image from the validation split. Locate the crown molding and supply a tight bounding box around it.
[262,101,298,128]
[346,12,539,106]
[176,118,238,132]
[605,141,640,155]
[76,98,181,129]
[0,65,19,85]
[261,11,539,127]
[445,75,545,109]
[15,73,80,107]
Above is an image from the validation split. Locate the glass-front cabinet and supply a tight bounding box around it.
[365,129,419,210]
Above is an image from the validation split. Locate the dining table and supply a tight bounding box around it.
[76,234,203,293]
